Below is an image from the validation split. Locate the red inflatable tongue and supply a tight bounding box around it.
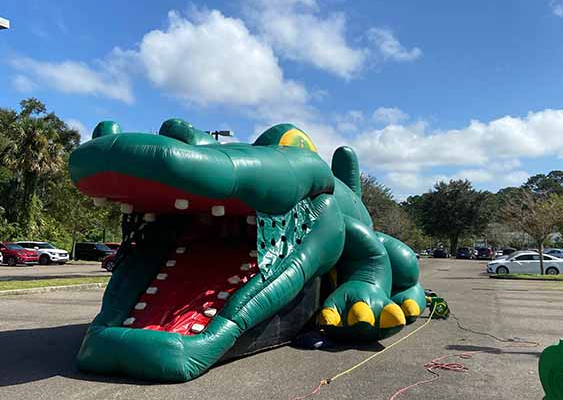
[125,240,258,335]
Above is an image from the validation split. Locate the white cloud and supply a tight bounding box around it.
[65,119,89,143]
[551,1,563,17]
[245,0,365,79]
[134,10,307,107]
[367,28,422,62]
[373,107,409,125]
[12,74,35,92]
[349,110,563,172]
[11,57,134,104]
[336,110,364,133]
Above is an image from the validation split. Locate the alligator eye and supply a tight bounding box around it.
[92,121,121,139]
[296,238,302,244]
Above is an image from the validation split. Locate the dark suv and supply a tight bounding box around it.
[433,248,450,258]
[456,247,473,259]
[475,247,494,260]
[74,242,114,261]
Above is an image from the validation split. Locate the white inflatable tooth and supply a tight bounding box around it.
[211,205,225,216]
[246,216,257,225]
[166,260,176,267]
[143,213,156,222]
[176,247,186,254]
[146,287,158,294]
[120,203,134,214]
[93,197,107,207]
[217,291,230,300]
[240,263,251,271]
[135,302,147,310]
[156,273,168,280]
[228,275,241,285]
[249,250,258,258]
[123,317,136,326]
[191,323,205,333]
[203,308,217,317]
[174,199,189,210]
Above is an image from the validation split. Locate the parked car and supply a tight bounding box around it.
[433,248,450,258]
[104,242,121,251]
[0,242,39,266]
[456,247,473,259]
[545,248,563,259]
[475,247,494,260]
[487,251,562,275]
[101,253,117,271]
[494,249,503,258]
[502,247,517,256]
[16,241,69,265]
[0,250,3,264]
[74,242,114,261]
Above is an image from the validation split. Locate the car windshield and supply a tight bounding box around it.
[36,243,55,249]
[6,243,25,250]
[96,244,111,251]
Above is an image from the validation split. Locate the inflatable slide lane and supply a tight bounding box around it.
[69,119,426,382]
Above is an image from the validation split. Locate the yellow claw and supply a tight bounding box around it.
[380,303,406,329]
[400,299,421,318]
[347,302,375,326]
[319,307,341,327]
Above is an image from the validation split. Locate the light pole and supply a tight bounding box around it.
[0,17,9,30]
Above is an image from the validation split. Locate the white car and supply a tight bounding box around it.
[16,241,69,265]
[487,251,562,275]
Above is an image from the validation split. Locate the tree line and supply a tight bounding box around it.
[362,170,563,273]
[0,98,121,251]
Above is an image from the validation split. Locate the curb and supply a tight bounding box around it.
[0,282,108,296]
[489,275,563,282]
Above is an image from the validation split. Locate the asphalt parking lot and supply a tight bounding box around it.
[1,258,561,400]
[0,262,110,281]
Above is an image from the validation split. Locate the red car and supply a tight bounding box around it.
[0,242,39,266]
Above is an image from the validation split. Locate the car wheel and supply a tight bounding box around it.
[7,256,17,266]
[546,267,559,275]
[39,255,50,265]
[496,266,509,274]
[105,260,115,272]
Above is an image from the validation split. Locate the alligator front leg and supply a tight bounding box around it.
[319,216,406,340]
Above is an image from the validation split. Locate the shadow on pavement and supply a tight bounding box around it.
[0,324,153,387]
[446,344,541,358]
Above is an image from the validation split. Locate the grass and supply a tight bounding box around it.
[490,273,563,281]
[0,276,110,291]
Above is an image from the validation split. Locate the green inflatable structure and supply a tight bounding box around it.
[69,119,426,382]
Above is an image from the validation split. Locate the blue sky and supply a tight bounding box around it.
[1,0,563,199]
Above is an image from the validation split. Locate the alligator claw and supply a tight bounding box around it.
[347,301,375,326]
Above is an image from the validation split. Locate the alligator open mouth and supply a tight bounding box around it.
[122,213,259,336]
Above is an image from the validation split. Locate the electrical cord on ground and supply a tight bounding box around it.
[387,312,540,399]
[290,308,540,400]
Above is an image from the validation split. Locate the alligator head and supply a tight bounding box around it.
[70,119,346,382]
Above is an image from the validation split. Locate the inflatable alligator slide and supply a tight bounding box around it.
[69,119,426,382]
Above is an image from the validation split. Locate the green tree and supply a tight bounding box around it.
[501,190,563,274]
[0,98,80,235]
[404,180,492,254]
[523,171,563,196]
